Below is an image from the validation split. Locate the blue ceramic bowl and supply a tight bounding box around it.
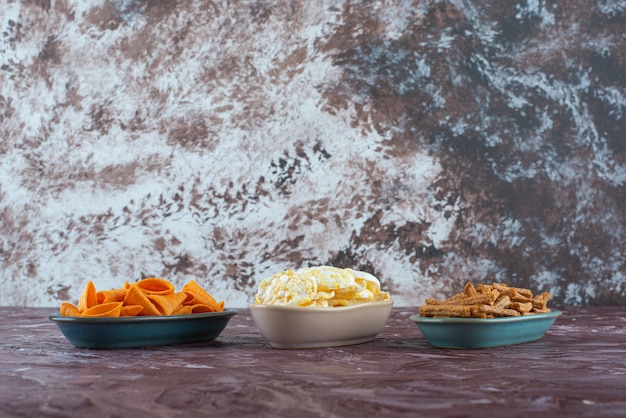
[410,310,562,348]
[50,310,238,349]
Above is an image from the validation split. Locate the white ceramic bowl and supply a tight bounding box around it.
[249,299,394,349]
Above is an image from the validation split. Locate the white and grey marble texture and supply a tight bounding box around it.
[1,0,625,307]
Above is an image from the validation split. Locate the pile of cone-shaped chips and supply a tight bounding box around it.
[60,278,224,317]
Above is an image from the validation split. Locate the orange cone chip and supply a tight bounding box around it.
[77,280,98,312]
[174,303,220,314]
[81,302,123,317]
[60,278,225,317]
[172,305,193,315]
[182,280,224,312]
[146,292,187,315]
[97,288,128,304]
[123,284,161,316]
[188,304,218,313]
[134,278,175,295]
[120,305,144,316]
[60,302,81,317]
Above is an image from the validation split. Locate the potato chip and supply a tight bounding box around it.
[254,269,317,306]
[301,266,358,292]
[254,265,390,307]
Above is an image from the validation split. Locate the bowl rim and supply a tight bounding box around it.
[49,309,239,324]
[249,298,394,312]
[410,309,562,324]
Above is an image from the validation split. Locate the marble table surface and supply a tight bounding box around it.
[1,306,625,417]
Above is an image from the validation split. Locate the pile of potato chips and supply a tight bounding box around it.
[60,278,224,317]
[254,266,391,307]
[419,282,551,318]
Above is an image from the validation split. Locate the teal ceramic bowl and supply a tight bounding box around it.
[410,310,562,348]
[50,310,238,349]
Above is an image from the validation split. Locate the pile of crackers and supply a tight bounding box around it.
[419,282,552,318]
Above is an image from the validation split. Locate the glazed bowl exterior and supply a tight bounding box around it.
[250,299,394,349]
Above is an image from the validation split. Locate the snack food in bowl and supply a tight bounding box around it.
[254,265,391,307]
[410,281,561,348]
[49,278,237,349]
[57,278,225,317]
[251,266,393,348]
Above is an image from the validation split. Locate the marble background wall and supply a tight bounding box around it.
[1,0,625,308]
